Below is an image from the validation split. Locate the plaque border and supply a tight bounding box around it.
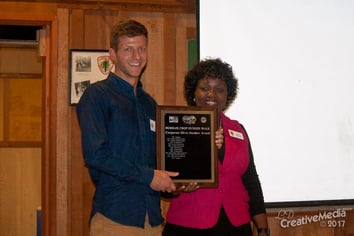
[156,105,218,188]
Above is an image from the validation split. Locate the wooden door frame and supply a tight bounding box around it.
[0,14,58,236]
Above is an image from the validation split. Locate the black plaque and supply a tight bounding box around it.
[156,106,218,187]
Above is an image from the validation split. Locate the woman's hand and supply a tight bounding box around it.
[215,128,224,149]
[171,182,199,196]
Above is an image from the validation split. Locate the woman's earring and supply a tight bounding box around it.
[193,98,196,102]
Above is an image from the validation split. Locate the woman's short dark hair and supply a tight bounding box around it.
[184,58,238,111]
[110,19,148,51]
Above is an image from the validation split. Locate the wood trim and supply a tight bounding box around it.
[68,8,85,236]
[163,13,177,105]
[0,142,42,147]
[0,3,57,22]
[42,19,58,236]
[56,8,71,236]
[3,79,9,141]
[71,110,87,235]
[186,26,196,40]
[0,73,42,78]
[0,43,38,48]
[5,0,196,13]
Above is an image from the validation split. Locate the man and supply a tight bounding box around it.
[77,19,178,236]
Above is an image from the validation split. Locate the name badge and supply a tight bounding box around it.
[150,119,156,132]
[228,129,244,140]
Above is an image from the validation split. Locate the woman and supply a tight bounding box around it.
[162,58,269,236]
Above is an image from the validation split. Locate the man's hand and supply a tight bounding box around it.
[150,170,178,192]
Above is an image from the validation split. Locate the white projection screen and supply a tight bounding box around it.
[198,0,354,207]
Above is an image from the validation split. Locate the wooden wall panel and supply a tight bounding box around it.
[175,15,196,106]
[161,13,176,105]
[0,48,43,74]
[69,9,84,48]
[0,148,41,236]
[138,12,165,104]
[83,10,116,49]
[7,78,42,142]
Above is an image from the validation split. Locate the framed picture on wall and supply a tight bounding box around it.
[69,49,114,105]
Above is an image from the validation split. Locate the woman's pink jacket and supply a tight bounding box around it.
[165,113,251,228]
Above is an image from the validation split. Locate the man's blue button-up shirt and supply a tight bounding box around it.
[76,72,162,228]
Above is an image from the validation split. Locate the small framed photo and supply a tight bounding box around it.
[69,49,114,105]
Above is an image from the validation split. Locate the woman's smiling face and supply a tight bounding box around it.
[194,77,228,113]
